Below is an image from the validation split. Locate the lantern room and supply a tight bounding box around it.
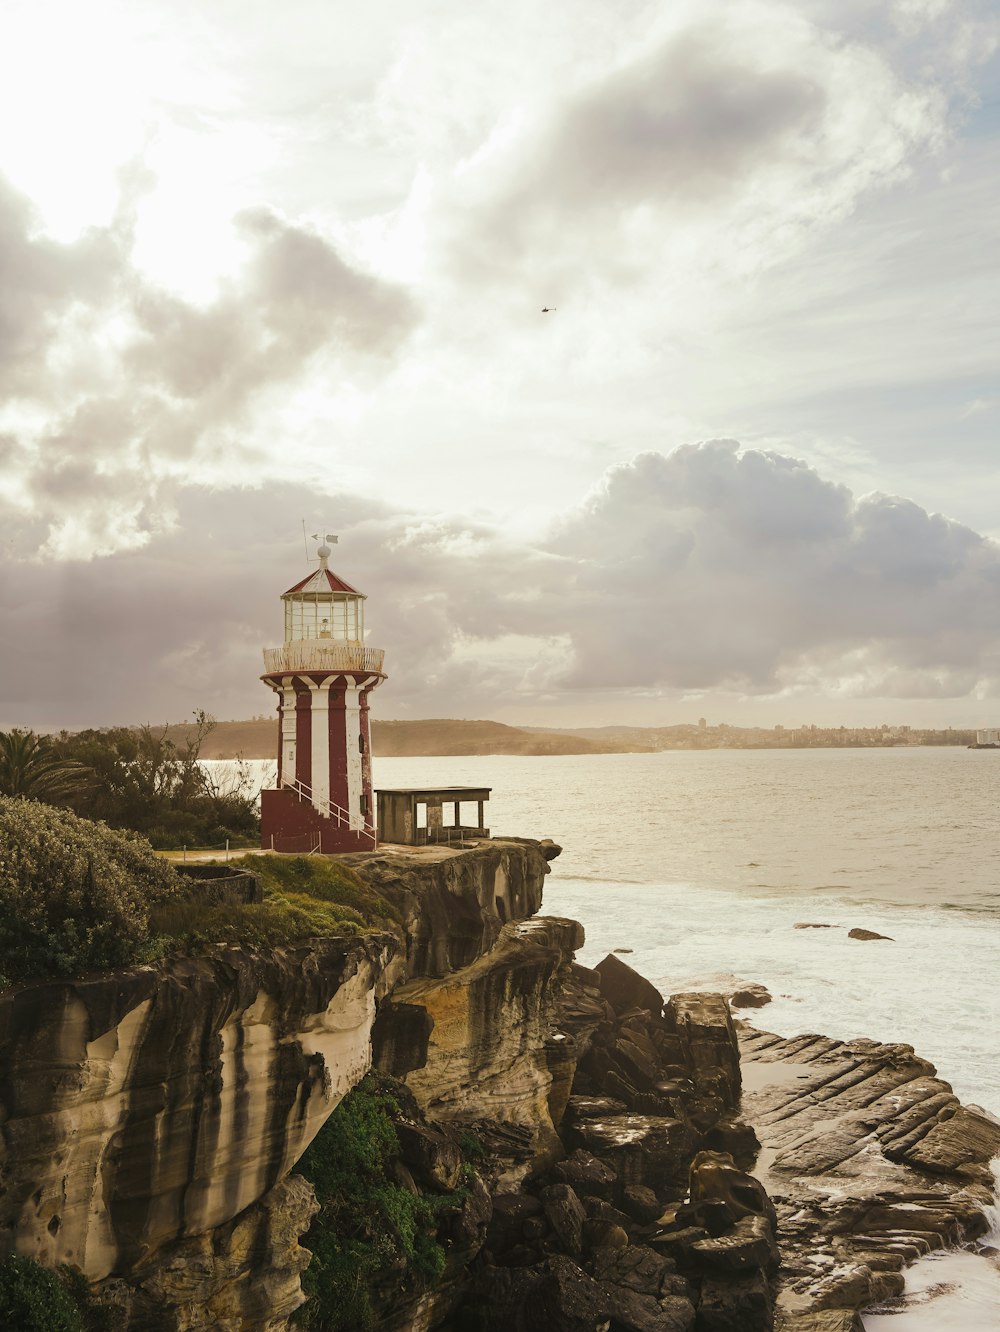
[281,544,365,643]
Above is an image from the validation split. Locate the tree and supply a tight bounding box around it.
[51,712,260,848]
[0,730,88,803]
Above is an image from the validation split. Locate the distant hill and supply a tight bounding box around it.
[163,717,618,759]
[372,719,616,757]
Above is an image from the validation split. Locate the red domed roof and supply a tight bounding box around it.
[282,567,363,597]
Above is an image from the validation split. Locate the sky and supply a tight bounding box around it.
[1,0,999,731]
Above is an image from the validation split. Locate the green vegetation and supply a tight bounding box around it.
[0,797,182,981]
[295,1075,464,1331]
[148,855,402,953]
[0,1256,99,1332]
[0,731,89,804]
[0,802,400,985]
[246,855,404,931]
[0,712,261,849]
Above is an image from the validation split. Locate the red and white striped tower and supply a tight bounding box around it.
[259,538,386,852]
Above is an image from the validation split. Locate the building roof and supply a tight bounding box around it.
[282,567,363,598]
[375,787,492,799]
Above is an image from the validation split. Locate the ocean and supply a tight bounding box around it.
[212,747,1000,1106]
[368,747,1000,1113]
[206,746,1000,1328]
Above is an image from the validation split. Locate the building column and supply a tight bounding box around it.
[309,677,335,814]
[278,681,297,785]
[293,680,312,792]
[327,680,350,822]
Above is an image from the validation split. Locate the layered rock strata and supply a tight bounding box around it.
[0,935,397,1283]
[451,956,778,1332]
[0,838,554,1327]
[397,917,585,1172]
[344,838,554,980]
[738,1024,1000,1329]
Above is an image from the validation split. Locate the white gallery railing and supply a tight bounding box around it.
[262,642,385,675]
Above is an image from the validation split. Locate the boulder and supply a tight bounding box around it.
[700,1119,760,1169]
[648,1226,710,1264]
[572,1115,699,1191]
[728,985,771,1009]
[395,1119,463,1190]
[585,1197,635,1234]
[526,1255,609,1332]
[662,994,741,1108]
[598,1283,696,1331]
[690,1214,778,1276]
[621,1184,662,1225]
[696,1272,772,1331]
[590,1244,676,1296]
[583,1218,629,1252]
[449,1172,494,1248]
[541,1183,587,1256]
[595,955,664,1017]
[486,1193,544,1256]
[551,1148,618,1200]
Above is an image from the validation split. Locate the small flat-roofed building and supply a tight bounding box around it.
[376,787,491,846]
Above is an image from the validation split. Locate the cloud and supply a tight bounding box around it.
[0,175,418,558]
[3,443,1000,728]
[446,2,943,295]
[543,443,1000,696]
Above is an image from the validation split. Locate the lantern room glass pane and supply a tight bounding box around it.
[283,593,365,642]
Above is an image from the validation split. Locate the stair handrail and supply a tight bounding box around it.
[279,776,377,847]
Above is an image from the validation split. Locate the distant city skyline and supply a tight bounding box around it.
[1,1,999,729]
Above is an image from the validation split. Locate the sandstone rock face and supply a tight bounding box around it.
[344,838,553,980]
[100,1174,319,1331]
[0,936,396,1281]
[739,1024,1000,1324]
[397,917,585,1170]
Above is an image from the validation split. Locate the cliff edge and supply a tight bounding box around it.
[0,837,996,1332]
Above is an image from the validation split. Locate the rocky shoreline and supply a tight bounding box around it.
[363,941,1000,1331]
[0,837,996,1330]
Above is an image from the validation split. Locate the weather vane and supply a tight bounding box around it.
[301,521,339,561]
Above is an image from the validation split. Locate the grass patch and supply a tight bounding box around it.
[237,855,404,930]
[147,855,403,956]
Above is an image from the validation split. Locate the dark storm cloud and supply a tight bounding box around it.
[3,443,1000,728]
[452,22,827,282]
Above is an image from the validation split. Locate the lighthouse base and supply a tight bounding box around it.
[260,789,376,854]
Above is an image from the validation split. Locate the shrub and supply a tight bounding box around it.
[0,1256,83,1331]
[294,1075,457,1331]
[0,797,182,981]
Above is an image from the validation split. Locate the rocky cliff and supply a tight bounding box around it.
[0,836,997,1332]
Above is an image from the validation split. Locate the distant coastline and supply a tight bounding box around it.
[148,717,978,759]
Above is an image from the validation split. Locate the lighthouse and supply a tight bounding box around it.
[259,539,386,852]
